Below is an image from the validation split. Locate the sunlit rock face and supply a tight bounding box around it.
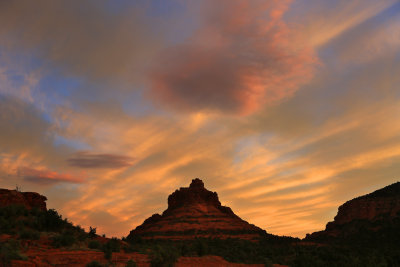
[127,178,265,241]
[307,182,400,240]
[0,188,47,211]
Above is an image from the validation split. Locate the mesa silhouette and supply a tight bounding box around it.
[1,179,399,266]
[127,178,265,241]
[307,181,400,242]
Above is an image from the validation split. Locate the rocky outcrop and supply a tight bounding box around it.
[127,178,265,241]
[328,182,400,226]
[307,182,400,240]
[0,188,47,211]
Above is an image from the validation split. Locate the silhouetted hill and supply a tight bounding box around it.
[0,188,47,211]
[127,178,266,241]
[1,180,399,267]
[356,182,400,199]
[306,181,400,241]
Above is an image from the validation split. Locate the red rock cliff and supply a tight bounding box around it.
[332,182,400,225]
[0,188,47,211]
[307,181,400,239]
[127,178,265,241]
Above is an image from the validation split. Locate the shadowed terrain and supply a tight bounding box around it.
[0,180,399,266]
[128,179,265,241]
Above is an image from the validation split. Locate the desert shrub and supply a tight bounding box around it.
[86,260,104,267]
[88,240,101,249]
[150,245,179,267]
[126,259,137,267]
[51,231,77,247]
[0,240,27,266]
[123,244,137,253]
[89,226,97,238]
[103,238,120,252]
[103,248,112,260]
[101,238,120,261]
[19,229,40,240]
[0,216,12,234]
[41,209,66,231]
[195,238,209,256]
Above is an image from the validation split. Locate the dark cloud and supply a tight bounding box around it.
[18,167,83,185]
[0,0,161,85]
[67,152,134,169]
[149,0,316,115]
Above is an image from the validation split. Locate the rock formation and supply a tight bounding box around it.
[307,181,400,240]
[127,178,265,241]
[0,188,47,211]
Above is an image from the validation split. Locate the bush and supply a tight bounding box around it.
[103,248,112,260]
[0,241,27,265]
[19,229,40,240]
[150,245,179,267]
[101,238,120,261]
[0,217,13,234]
[86,260,104,267]
[123,244,137,253]
[103,238,120,252]
[89,227,97,238]
[126,259,137,267]
[52,232,77,247]
[41,209,65,231]
[88,240,101,250]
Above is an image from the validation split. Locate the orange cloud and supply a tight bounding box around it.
[295,0,396,47]
[18,167,84,185]
[1,0,398,241]
[149,0,317,115]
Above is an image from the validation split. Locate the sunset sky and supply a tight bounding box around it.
[0,0,399,238]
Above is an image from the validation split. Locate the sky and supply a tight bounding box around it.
[0,0,399,238]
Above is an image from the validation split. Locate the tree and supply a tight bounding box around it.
[89,226,97,238]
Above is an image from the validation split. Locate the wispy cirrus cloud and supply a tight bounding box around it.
[0,0,399,240]
[67,152,134,169]
[289,0,397,47]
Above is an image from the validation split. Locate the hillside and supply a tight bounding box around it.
[0,187,272,266]
[127,178,265,241]
[306,182,400,243]
[0,180,399,266]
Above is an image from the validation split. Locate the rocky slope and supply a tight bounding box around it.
[127,178,265,241]
[1,180,399,266]
[307,181,400,240]
[0,188,47,211]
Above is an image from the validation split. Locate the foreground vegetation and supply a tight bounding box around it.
[0,205,133,266]
[125,231,400,267]
[1,205,399,266]
[125,214,400,267]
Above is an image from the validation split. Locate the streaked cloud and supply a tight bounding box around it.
[290,0,397,47]
[18,167,84,185]
[68,152,134,169]
[0,0,398,239]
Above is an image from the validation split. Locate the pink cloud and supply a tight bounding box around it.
[18,167,84,185]
[149,0,317,115]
